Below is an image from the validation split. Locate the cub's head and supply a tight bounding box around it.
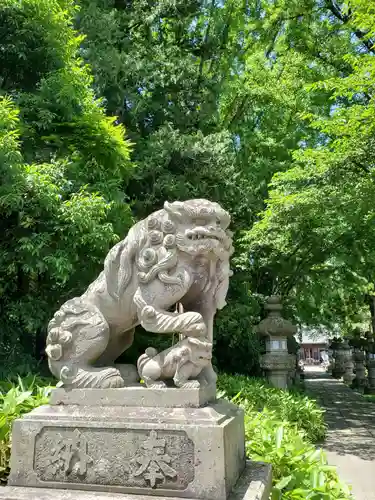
[187,337,213,366]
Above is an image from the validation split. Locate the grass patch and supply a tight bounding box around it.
[218,373,327,442]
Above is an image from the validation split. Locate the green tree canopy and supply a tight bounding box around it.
[0,0,133,373]
[244,0,375,333]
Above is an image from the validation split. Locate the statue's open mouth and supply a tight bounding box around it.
[186,229,223,242]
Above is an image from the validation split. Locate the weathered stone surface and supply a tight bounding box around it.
[34,427,194,489]
[49,384,216,408]
[8,399,245,500]
[332,340,351,379]
[45,199,234,389]
[1,461,272,500]
[229,462,272,500]
[259,352,296,372]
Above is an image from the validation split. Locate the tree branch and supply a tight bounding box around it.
[325,0,375,55]
[197,0,216,92]
[208,1,234,75]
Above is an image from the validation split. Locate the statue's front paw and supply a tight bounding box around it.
[102,372,126,389]
[177,380,201,389]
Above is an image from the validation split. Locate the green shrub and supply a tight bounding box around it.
[0,376,53,483]
[0,0,133,370]
[245,408,352,499]
[218,374,327,442]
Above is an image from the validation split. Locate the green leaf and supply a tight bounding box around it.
[275,426,284,449]
[274,474,292,490]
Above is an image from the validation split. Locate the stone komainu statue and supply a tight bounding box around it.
[46,199,233,389]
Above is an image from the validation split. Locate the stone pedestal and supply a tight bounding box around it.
[1,461,272,500]
[4,386,272,500]
[343,357,354,385]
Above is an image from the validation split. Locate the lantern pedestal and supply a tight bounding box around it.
[260,351,296,390]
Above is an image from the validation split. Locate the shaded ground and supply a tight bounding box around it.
[304,366,375,500]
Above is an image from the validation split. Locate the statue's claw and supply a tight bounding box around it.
[62,367,125,389]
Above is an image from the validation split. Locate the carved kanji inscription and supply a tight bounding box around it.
[132,430,177,487]
[40,428,93,477]
[34,427,194,490]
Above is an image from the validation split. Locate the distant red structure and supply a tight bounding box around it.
[297,332,329,365]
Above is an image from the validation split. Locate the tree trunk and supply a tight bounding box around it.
[367,295,375,337]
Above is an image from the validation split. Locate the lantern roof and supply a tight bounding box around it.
[256,296,297,338]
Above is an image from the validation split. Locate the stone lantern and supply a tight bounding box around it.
[366,337,375,394]
[352,348,366,390]
[331,338,345,379]
[341,340,354,384]
[349,330,367,391]
[257,296,296,390]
